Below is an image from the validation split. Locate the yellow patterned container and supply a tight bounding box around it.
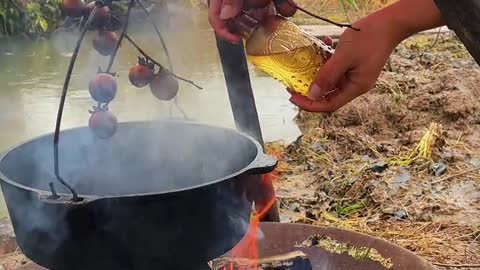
[228,13,334,97]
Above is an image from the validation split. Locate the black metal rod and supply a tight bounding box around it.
[214,41,264,144]
[48,182,60,199]
[213,37,280,222]
[53,6,100,202]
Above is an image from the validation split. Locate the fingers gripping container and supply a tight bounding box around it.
[227,12,335,97]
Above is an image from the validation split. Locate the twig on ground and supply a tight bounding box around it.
[432,262,480,268]
[431,167,480,184]
[429,27,443,49]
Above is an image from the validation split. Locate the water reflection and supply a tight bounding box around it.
[0,7,301,218]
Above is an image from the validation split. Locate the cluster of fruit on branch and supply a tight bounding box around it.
[58,0,201,140]
[56,0,347,142]
[85,55,182,139]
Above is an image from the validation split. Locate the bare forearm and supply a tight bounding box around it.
[358,0,445,44]
[389,0,445,37]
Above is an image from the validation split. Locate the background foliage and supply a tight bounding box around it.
[0,0,391,38]
[0,0,62,37]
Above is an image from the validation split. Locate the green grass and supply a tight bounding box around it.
[335,201,366,217]
[292,0,393,25]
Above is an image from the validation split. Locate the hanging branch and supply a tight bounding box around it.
[135,0,173,71]
[136,0,190,118]
[293,3,360,31]
[105,0,135,73]
[53,6,101,202]
[124,34,203,89]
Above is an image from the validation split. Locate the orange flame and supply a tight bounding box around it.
[226,173,277,270]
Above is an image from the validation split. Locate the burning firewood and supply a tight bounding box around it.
[210,250,312,270]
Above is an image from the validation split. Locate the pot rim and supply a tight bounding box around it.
[0,119,271,203]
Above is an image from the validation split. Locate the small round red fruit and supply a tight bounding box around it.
[129,63,155,88]
[92,30,118,56]
[83,2,111,28]
[322,36,334,47]
[88,73,117,103]
[149,70,179,101]
[273,0,297,17]
[89,109,118,139]
[60,0,85,17]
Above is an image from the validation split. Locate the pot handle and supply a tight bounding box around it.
[245,152,278,175]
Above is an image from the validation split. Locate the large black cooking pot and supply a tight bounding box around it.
[0,120,277,270]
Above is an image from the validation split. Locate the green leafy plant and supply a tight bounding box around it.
[0,0,61,37]
[335,200,366,217]
[346,0,359,10]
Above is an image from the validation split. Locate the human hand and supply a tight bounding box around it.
[208,0,297,44]
[288,16,398,113]
[289,0,445,113]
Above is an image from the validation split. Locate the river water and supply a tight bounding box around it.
[0,7,301,218]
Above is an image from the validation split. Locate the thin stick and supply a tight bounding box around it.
[135,0,190,118]
[136,0,173,71]
[294,4,360,31]
[53,6,100,202]
[105,0,135,73]
[431,167,480,184]
[467,232,480,252]
[174,102,189,118]
[429,27,443,49]
[123,34,203,89]
[432,262,480,268]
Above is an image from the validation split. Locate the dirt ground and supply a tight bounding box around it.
[266,32,480,269]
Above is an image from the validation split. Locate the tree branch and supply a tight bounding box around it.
[105,0,135,73]
[293,4,360,31]
[135,0,173,71]
[124,34,203,89]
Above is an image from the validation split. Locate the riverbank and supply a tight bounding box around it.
[269,33,480,268]
[0,0,169,39]
[2,0,391,38]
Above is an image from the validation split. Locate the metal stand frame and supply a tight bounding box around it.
[214,36,280,222]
